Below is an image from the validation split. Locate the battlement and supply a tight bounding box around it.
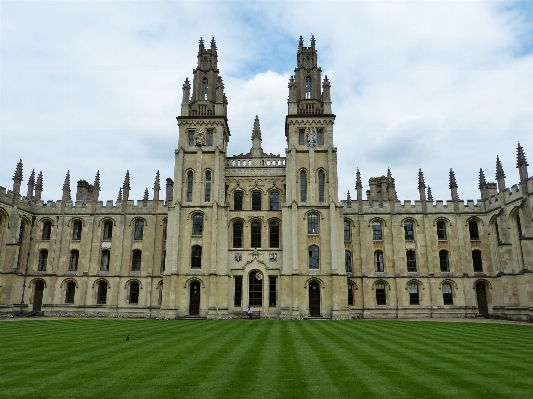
[342,198,486,215]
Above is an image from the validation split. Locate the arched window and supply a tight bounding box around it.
[318,171,325,202]
[472,250,483,272]
[132,250,142,271]
[305,57,310,69]
[163,220,167,241]
[469,220,479,240]
[516,214,523,237]
[72,221,82,240]
[65,281,76,304]
[205,171,211,202]
[69,250,79,271]
[406,250,417,272]
[375,283,386,305]
[372,221,382,241]
[269,191,280,210]
[409,283,420,305]
[348,283,354,306]
[251,221,261,248]
[251,191,262,210]
[103,220,113,240]
[269,221,280,248]
[187,171,193,202]
[192,214,203,235]
[232,221,243,248]
[404,221,414,240]
[188,132,195,146]
[100,250,110,271]
[309,245,319,269]
[234,191,243,210]
[202,78,208,100]
[374,250,384,272]
[161,250,166,273]
[42,221,52,240]
[97,282,107,304]
[203,58,208,70]
[191,245,202,269]
[442,283,453,305]
[134,220,144,240]
[344,220,351,241]
[437,220,447,240]
[305,77,312,99]
[38,250,48,271]
[308,213,319,234]
[345,250,352,272]
[300,170,307,202]
[439,250,450,272]
[129,282,139,304]
[249,271,263,306]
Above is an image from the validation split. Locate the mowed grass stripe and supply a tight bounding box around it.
[341,321,533,397]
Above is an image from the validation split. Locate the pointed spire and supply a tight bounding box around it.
[252,115,262,140]
[199,37,205,52]
[496,155,506,192]
[123,171,130,190]
[210,36,217,52]
[517,142,528,168]
[143,188,149,206]
[310,34,316,47]
[117,187,123,201]
[12,159,23,196]
[355,168,362,189]
[27,169,35,198]
[298,35,304,50]
[62,170,71,202]
[34,171,43,201]
[418,169,426,189]
[346,190,352,207]
[427,186,433,201]
[449,168,458,189]
[94,170,100,190]
[478,168,486,189]
[154,170,161,191]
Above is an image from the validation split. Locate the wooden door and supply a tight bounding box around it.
[309,281,320,316]
[33,281,44,312]
[476,282,488,316]
[189,282,200,315]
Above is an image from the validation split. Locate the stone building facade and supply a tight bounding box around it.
[1,36,532,320]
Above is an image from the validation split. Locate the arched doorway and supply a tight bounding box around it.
[189,281,200,315]
[309,281,320,316]
[33,281,44,312]
[476,282,489,316]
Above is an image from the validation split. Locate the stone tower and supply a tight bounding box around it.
[163,37,231,317]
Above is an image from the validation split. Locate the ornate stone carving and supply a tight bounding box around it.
[196,129,205,146]
[235,253,242,262]
[269,253,277,262]
[306,127,316,147]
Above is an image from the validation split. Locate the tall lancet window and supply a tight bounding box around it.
[305,77,312,99]
[318,171,325,202]
[187,171,193,202]
[300,170,307,202]
[205,171,211,202]
[202,78,208,100]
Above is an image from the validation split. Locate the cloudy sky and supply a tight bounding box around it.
[1,0,532,204]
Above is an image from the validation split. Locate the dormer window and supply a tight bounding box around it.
[305,77,311,99]
[202,78,208,100]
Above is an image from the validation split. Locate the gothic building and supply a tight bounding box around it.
[1,37,532,321]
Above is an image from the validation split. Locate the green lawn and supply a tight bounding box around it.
[1,319,532,398]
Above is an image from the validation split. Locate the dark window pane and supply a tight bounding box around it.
[129,283,139,304]
[249,271,262,306]
[308,214,318,234]
[252,191,261,210]
[300,171,307,202]
[472,250,483,272]
[97,282,107,304]
[234,276,242,306]
[65,282,76,304]
[205,171,211,202]
[269,192,280,210]
[103,221,113,240]
[318,171,325,202]
[42,222,51,240]
[269,276,277,307]
[348,284,354,306]
[192,214,203,235]
[132,250,142,271]
[72,221,82,240]
[234,192,243,210]
[38,250,48,271]
[100,250,110,271]
[251,222,261,248]
[317,130,323,145]
[69,250,79,271]
[134,220,144,240]
[469,220,479,240]
[189,132,195,146]
[437,221,447,240]
[345,250,352,272]
[207,132,213,146]
[299,130,305,145]
[187,172,193,202]
[442,283,453,305]
[309,245,319,269]
[409,283,419,305]
[372,222,382,240]
[191,245,202,269]
[344,221,350,241]
[404,221,414,240]
[439,250,449,272]
[407,250,417,272]
[374,251,384,272]
[233,222,243,248]
[376,283,386,305]
[269,221,280,248]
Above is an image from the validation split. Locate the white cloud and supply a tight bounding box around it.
[1,0,532,204]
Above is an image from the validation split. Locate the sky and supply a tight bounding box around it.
[1,0,532,204]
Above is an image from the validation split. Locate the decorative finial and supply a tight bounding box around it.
[496,155,506,178]
[355,168,362,189]
[36,171,43,191]
[154,170,161,191]
[418,168,426,189]
[427,186,433,200]
[13,159,23,182]
[94,170,100,190]
[517,142,528,167]
[478,168,486,189]
[117,187,123,201]
[252,115,261,141]
[449,168,458,189]
[123,171,130,190]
